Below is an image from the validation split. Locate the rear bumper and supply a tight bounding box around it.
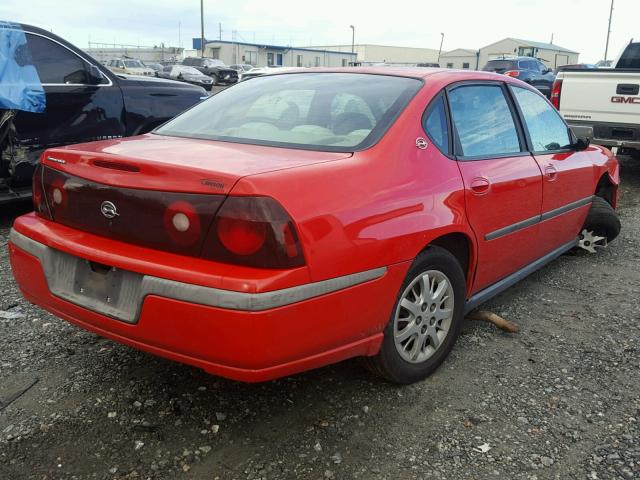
[8,222,406,382]
[568,121,640,149]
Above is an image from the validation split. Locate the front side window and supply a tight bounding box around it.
[26,33,91,84]
[511,86,571,152]
[448,84,521,157]
[423,95,449,154]
[155,73,422,151]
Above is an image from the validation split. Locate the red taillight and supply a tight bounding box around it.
[203,196,305,268]
[551,79,563,109]
[504,70,520,77]
[217,217,267,255]
[32,164,52,219]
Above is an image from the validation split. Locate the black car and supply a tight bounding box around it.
[0,22,207,204]
[482,57,555,98]
[182,57,239,85]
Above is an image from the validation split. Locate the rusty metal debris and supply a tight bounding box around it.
[466,310,520,333]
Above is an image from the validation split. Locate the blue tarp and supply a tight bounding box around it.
[0,21,46,113]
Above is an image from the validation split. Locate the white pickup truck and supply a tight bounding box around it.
[553,41,640,156]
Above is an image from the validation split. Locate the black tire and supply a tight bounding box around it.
[583,196,621,242]
[362,246,466,384]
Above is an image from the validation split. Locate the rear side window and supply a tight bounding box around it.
[617,43,640,69]
[511,86,571,152]
[26,33,89,84]
[423,95,449,154]
[448,85,521,157]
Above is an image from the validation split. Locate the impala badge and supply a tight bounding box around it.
[100,201,119,219]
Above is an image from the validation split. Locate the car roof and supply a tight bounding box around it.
[257,66,510,82]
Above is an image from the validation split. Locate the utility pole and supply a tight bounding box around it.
[178,21,181,48]
[438,33,444,62]
[200,0,205,57]
[350,25,355,54]
[604,0,614,61]
[219,22,222,40]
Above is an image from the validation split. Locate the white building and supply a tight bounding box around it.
[439,38,579,71]
[438,48,478,70]
[194,39,356,68]
[307,44,440,66]
[478,38,579,69]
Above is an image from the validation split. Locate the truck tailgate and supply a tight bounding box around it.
[559,71,640,125]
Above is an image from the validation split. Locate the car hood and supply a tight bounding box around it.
[43,134,353,195]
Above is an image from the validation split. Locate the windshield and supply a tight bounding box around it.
[483,60,516,72]
[155,73,422,151]
[124,60,144,68]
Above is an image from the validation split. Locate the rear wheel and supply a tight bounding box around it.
[363,247,465,384]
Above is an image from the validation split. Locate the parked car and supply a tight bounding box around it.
[482,56,555,97]
[0,22,207,204]
[106,58,155,76]
[156,65,214,91]
[182,57,238,85]
[9,68,620,384]
[554,40,640,157]
[229,64,255,73]
[146,63,164,73]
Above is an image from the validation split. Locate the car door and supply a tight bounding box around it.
[12,32,125,169]
[447,82,544,292]
[509,85,595,252]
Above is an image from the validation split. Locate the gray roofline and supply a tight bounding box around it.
[202,39,357,56]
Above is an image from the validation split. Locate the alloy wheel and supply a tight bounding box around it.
[393,270,454,364]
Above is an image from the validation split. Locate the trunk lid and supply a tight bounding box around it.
[39,134,352,256]
[42,133,352,194]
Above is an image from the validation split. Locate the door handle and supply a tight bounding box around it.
[544,165,558,181]
[470,177,491,195]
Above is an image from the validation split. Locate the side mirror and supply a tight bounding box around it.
[572,137,590,151]
[87,64,105,85]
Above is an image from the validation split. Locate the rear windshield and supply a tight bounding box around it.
[155,73,422,151]
[483,60,516,72]
[617,43,640,69]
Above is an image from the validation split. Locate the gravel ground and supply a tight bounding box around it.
[1,157,639,480]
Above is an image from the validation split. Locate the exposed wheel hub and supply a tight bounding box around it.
[578,229,607,253]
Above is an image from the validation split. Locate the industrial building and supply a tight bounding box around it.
[440,38,580,71]
[193,39,356,68]
[307,44,440,66]
[438,48,479,69]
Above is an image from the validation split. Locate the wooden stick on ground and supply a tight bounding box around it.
[466,310,520,333]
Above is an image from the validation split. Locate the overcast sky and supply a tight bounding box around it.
[1,0,637,63]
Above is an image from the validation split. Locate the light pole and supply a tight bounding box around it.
[200,0,205,57]
[438,32,444,62]
[604,0,614,61]
[350,25,355,54]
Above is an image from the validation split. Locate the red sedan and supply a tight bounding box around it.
[9,68,621,384]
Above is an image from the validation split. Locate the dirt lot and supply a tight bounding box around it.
[1,157,639,480]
